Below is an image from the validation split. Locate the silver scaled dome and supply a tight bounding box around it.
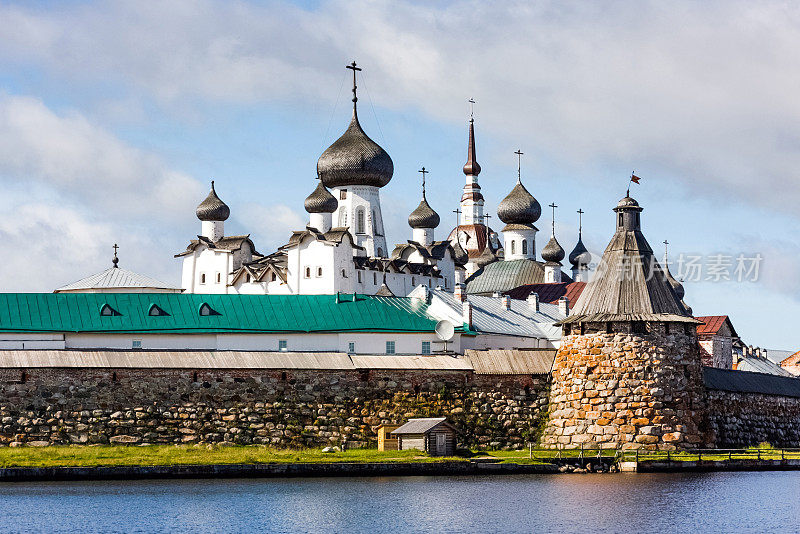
[568,237,590,268]
[196,181,230,222]
[451,239,469,266]
[316,111,393,189]
[497,182,541,225]
[408,197,440,229]
[304,180,338,214]
[541,235,566,263]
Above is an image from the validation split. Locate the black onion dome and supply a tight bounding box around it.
[317,112,393,188]
[568,237,590,267]
[541,235,565,263]
[497,182,541,224]
[304,181,338,213]
[196,182,230,221]
[408,197,440,229]
[451,239,469,266]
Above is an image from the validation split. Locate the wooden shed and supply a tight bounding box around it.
[391,417,457,457]
[376,424,400,451]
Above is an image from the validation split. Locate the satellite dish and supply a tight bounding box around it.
[435,320,455,341]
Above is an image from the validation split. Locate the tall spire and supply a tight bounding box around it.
[463,98,481,176]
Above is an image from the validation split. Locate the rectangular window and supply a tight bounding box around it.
[348,342,355,353]
[385,341,395,354]
[216,272,221,284]
[132,339,142,350]
[278,340,288,352]
[304,267,311,278]
[357,271,362,283]
[340,189,347,200]
[421,341,431,355]
[316,267,323,277]
[200,273,206,284]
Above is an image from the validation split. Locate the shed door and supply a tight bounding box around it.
[436,433,446,455]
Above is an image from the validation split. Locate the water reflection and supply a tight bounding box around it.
[0,472,797,533]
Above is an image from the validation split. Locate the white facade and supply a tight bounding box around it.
[331,185,386,258]
[503,228,537,261]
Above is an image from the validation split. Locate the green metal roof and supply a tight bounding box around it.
[0,293,446,334]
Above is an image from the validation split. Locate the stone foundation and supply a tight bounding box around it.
[0,368,549,449]
[542,325,710,450]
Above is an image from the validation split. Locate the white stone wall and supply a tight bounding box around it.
[331,185,386,257]
[503,228,536,261]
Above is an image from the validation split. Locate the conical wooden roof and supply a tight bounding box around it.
[563,196,697,323]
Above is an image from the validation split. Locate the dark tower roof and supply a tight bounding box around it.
[316,62,393,189]
[541,235,565,264]
[563,195,696,323]
[196,181,230,222]
[451,238,469,266]
[497,182,541,225]
[569,237,590,268]
[304,180,338,214]
[408,198,440,229]
[463,118,481,177]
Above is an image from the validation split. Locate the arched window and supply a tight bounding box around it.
[304,267,311,278]
[511,241,516,254]
[522,240,528,255]
[356,208,365,234]
[619,213,624,227]
[372,210,379,234]
[339,210,348,227]
[377,247,383,257]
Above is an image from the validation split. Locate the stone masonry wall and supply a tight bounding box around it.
[543,327,710,450]
[0,368,549,449]
[707,389,800,448]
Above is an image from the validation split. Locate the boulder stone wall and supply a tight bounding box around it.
[542,326,710,450]
[0,367,549,449]
[706,389,800,448]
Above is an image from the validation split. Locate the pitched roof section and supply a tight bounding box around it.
[391,417,452,435]
[466,259,572,295]
[462,349,556,375]
[704,367,800,398]
[0,293,448,334]
[505,282,586,305]
[566,195,693,322]
[55,267,181,293]
[695,315,738,338]
[735,356,794,377]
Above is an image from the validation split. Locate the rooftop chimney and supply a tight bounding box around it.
[462,301,473,330]
[502,295,511,310]
[527,292,540,313]
[454,283,465,302]
[558,297,570,316]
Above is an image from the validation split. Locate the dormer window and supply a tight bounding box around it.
[100,304,120,317]
[246,274,251,282]
[199,303,218,316]
[148,304,168,317]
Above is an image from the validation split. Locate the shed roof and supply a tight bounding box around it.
[0,293,446,334]
[462,349,556,375]
[703,367,800,398]
[695,315,738,338]
[391,417,453,435]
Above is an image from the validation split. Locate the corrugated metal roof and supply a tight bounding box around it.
[462,349,556,375]
[415,287,564,340]
[55,267,180,292]
[350,355,472,370]
[735,357,794,377]
[0,293,441,334]
[704,367,800,398]
[391,417,449,435]
[505,282,586,305]
[466,259,547,294]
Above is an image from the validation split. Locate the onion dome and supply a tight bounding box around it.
[569,237,590,268]
[408,197,440,229]
[196,181,230,222]
[304,180,338,214]
[541,235,565,263]
[666,268,685,300]
[316,111,393,189]
[451,239,469,266]
[497,182,541,225]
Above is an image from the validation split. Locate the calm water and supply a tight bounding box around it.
[0,472,798,533]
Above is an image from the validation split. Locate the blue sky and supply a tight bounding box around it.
[1,0,800,350]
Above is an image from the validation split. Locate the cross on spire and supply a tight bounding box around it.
[549,203,558,236]
[484,212,492,242]
[577,208,584,236]
[112,243,119,268]
[663,239,670,262]
[418,167,429,198]
[514,149,523,183]
[453,207,461,226]
[468,98,475,122]
[346,61,362,107]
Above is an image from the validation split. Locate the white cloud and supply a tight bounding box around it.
[236,202,305,252]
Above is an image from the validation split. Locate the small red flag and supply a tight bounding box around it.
[630,174,641,184]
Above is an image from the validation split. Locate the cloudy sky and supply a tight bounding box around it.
[1,0,799,349]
